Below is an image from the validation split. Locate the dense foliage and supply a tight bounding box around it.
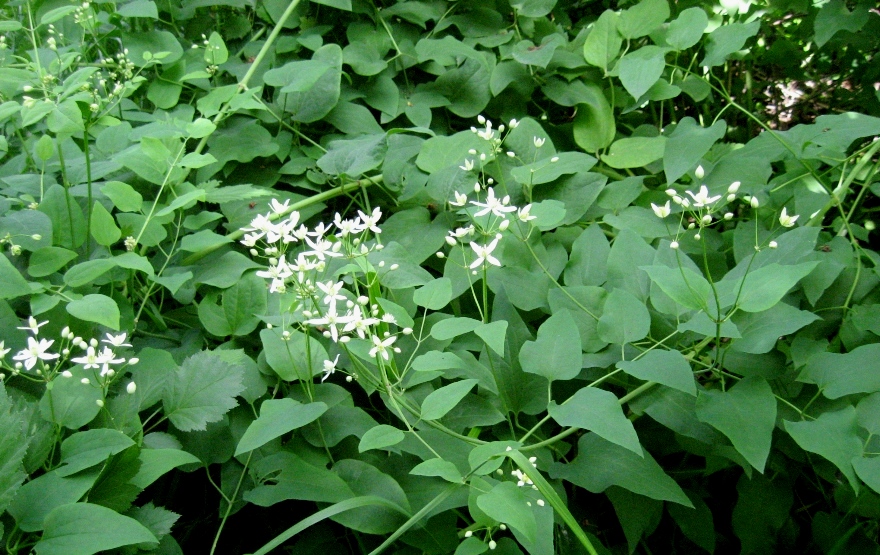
[0,0,879,553]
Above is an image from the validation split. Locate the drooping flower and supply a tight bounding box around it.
[321,355,340,382]
[17,317,48,335]
[102,332,132,347]
[651,201,671,218]
[779,207,799,228]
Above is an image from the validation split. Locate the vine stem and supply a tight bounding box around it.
[210,452,253,555]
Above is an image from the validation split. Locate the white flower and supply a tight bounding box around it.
[450,191,468,207]
[459,159,474,171]
[13,337,59,371]
[779,207,799,228]
[321,355,339,382]
[470,237,501,268]
[369,334,397,360]
[18,317,48,334]
[269,198,290,215]
[517,204,536,222]
[0,341,9,359]
[96,347,125,376]
[511,468,534,487]
[317,280,346,308]
[471,188,516,218]
[333,213,362,237]
[72,346,101,369]
[102,332,132,347]
[651,201,671,218]
[357,207,383,234]
[303,236,343,260]
[306,307,354,342]
[342,305,379,339]
[533,137,545,148]
[685,186,721,208]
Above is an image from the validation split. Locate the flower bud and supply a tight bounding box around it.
[750,196,760,208]
[127,382,137,394]
[728,181,741,194]
[727,194,736,202]
[670,241,679,249]
[489,540,497,550]
[695,165,705,179]
[96,399,104,407]
[724,212,734,220]
[769,240,778,249]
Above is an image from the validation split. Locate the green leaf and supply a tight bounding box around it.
[549,387,642,455]
[619,46,668,101]
[312,0,351,10]
[269,45,343,123]
[797,344,880,399]
[519,310,582,382]
[127,503,179,543]
[421,379,479,420]
[416,131,487,173]
[696,377,776,472]
[57,429,135,477]
[511,35,565,68]
[358,424,406,453]
[8,469,100,532]
[509,0,556,17]
[117,0,159,18]
[474,321,508,357]
[607,487,662,553]
[510,153,597,186]
[719,262,818,312]
[330,460,411,534]
[572,84,616,153]
[317,134,387,177]
[583,11,621,72]
[0,254,31,300]
[162,351,245,432]
[411,458,463,483]
[856,393,880,435]
[617,350,696,396]
[601,136,666,169]
[618,0,669,39]
[260,328,328,381]
[64,259,117,287]
[90,202,121,246]
[204,32,228,65]
[476,482,537,543]
[701,20,760,67]
[198,272,267,337]
[663,117,727,184]
[550,433,692,506]
[39,366,103,429]
[642,264,712,312]
[597,288,650,345]
[236,400,328,455]
[66,294,120,330]
[0,388,27,514]
[853,456,880,495]
[130,449,201,489]
[34,503,157,555]
[784,406,863,492]
[730,303,820,354]
[666,7,708,50]
[668,492,716,553]
[814,0,868,47]
[431,317,482,341]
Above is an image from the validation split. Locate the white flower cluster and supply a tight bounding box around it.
[652,166,800,250]
[244,200,412,378]
[0,318,137,392]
